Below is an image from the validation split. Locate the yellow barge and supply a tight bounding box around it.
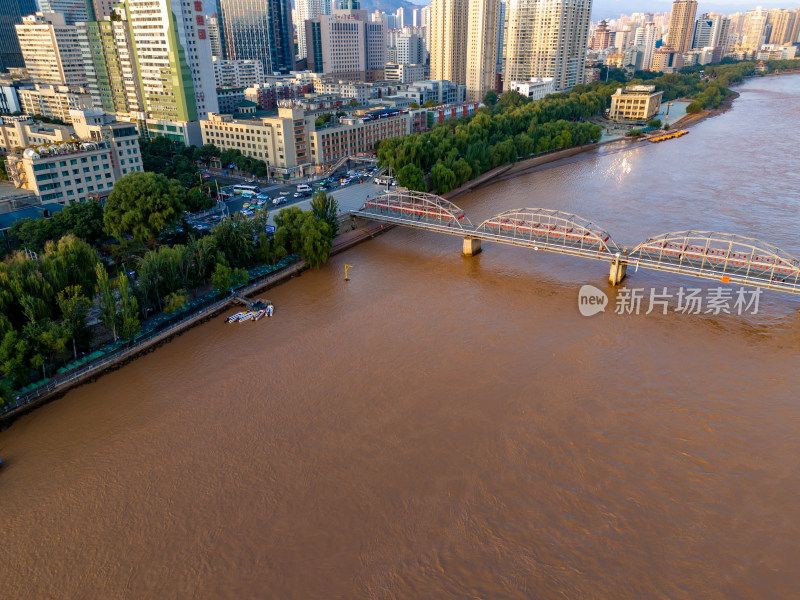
[649,130,689,143]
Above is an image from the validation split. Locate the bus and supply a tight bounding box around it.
[233,184,260,194]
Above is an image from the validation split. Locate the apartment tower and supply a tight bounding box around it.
[431,0,498,102]
[296,0,332,60]
[504,0,593,92]
[666,0,697,52]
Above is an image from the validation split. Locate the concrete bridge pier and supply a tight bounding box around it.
[609,253,627,285]
[463,237,482,256]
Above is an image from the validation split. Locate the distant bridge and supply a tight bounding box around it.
[351,190,800,295]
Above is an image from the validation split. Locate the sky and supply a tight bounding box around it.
[578,1,799,19]
[404,0,800,19]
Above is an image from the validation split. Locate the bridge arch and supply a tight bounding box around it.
[358,190,473,230]
[475,208,622,255]
[628,231,800,285]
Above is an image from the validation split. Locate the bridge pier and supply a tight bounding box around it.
[463,237,482,256]
[609,253,627,285]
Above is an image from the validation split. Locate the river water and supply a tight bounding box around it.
[2,74,800,599]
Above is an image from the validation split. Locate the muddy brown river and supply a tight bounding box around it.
[2,74,800,599]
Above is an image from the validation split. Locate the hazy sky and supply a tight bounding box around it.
[591,1,799,18]
[405,0,799,19]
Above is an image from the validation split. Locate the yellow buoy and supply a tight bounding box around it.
[345,264,353,281]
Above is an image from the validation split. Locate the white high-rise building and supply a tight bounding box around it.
[297,0,332,60]
[16,12,87,88]
[127,0,218,145]
[638,22,659,70]
[740,8,769,51]
[305,3,386,81]
[504,0,593,92]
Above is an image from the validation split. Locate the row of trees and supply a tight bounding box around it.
[0,177,339,403]
[378,88,606,194]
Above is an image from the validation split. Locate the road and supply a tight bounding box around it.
[185,163,393,232]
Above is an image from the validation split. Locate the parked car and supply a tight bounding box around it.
[272,197,287,205]
[279,190,290,196]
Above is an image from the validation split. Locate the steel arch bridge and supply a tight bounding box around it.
[351,191,800,295]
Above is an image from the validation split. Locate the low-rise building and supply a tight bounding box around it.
[507,78,555,101]
[2,109,142,204]
[0,114,73,153]
[398,80,466,106]
[216,87,247,114]
[608,85,663,121]
[650,49,685,74]
[424,102,481,127]
[244,81,316,110]
[17,85,93,124]
[213,58,266,88]
[310,108,425,165]
[200,107,316,180]
[384,63,427,84]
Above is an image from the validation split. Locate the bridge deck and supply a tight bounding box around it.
[352,192,800,296]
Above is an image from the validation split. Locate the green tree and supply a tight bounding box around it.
[686,101,703,114]
[211,262,248,294]
[96,262,119,341]
[396,163,426,191]
[483,89,498,108]
[310,190,339,238]
[409,102,420,109]
[185,187,214,212]
[56,285,91,360]
[647,118,662,128]
[423,99,437,108]
[164,289,188,314]
[0,329,30,386]
[431,162,457,194]
[299,216,332,269]
[103,171,186,246]
[118,272,140,339]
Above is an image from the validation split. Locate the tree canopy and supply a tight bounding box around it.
[103,171,186,246]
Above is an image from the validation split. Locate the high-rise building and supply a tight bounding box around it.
[0,0,37,72]
[591,20,611,50]
[127,0,218,145]
[465,0,498,102]
[219,0,294,75]
[36,0,88,26]
[396,7,405,29]
[305,3,386,81]
[666,0,697,53]
[77,6,144,122]
[791,9,800,45]
[430,0,468,87]
[740,8,769,51]
[207,5,226,59]
[420,5,431,57]
[16,12,87,87]
[766,9,797,45]
[396,33,424,65]
[495,0,506,74]
[503,0,592,92]
[634,22,659,71]
[430,0,498,101]
[296,0,332,60]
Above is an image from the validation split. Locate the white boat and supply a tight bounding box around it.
[253,309,266,321]
[239,312,254,322]
[226,312,245,323]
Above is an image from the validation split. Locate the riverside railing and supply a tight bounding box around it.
[1,255,301,418]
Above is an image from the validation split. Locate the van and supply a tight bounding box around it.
[296,184,312,193]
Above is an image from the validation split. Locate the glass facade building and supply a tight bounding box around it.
[0,0,37,71]
[219,0,294,75]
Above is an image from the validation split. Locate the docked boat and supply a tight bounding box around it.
[253,309,266,321]
[649,130,689,143]
[226,312,245,323]
[239,312,254,322]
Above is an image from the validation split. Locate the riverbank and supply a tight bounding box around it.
[0,220,390,423]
